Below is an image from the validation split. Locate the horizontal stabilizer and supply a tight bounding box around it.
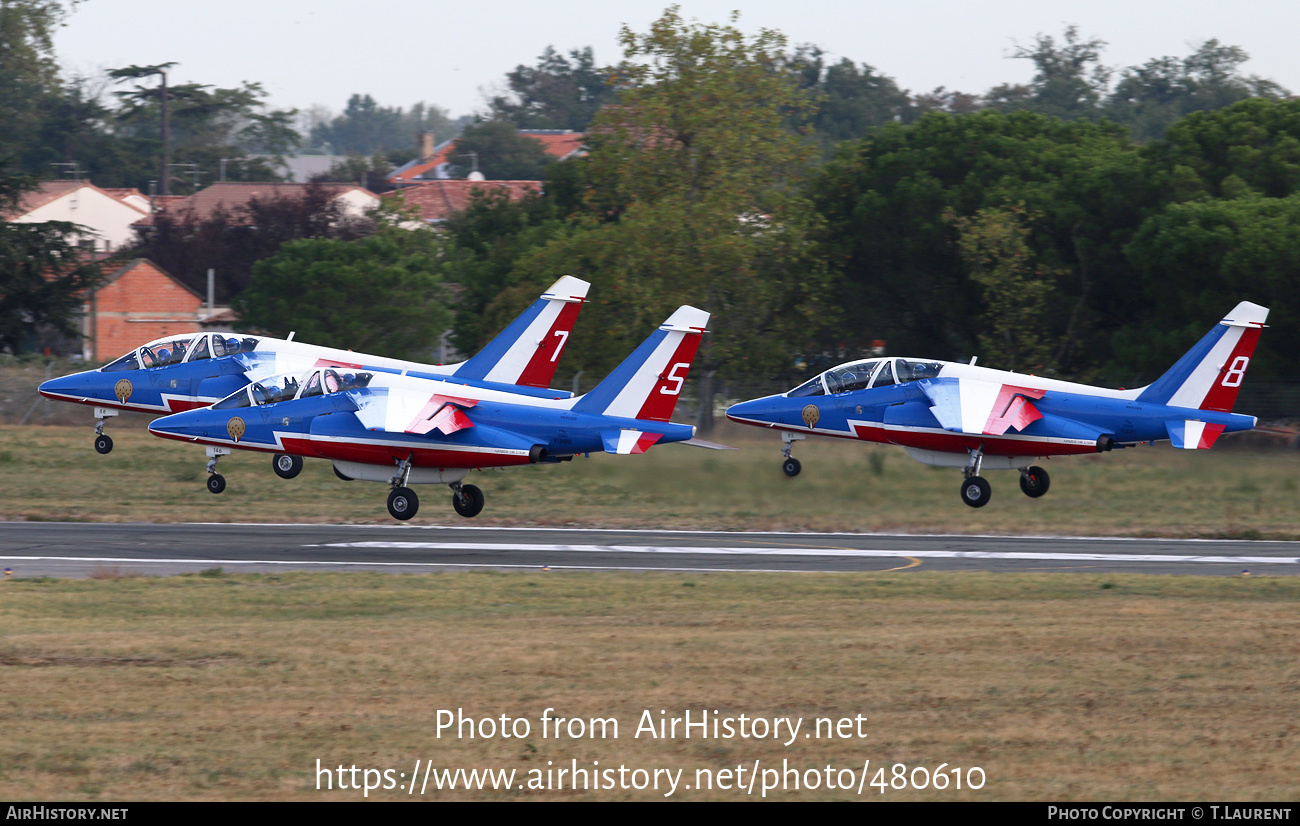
[601,430,663,455]
[679,438,737,450]
[1166,420,1226,450]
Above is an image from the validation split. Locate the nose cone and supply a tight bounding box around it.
[38,370,100,402]
[725,394,790,426]
[148,409,206,442]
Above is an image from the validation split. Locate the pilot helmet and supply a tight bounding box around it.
[226,337,240,352]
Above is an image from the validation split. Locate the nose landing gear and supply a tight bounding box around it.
[93,407,119,454]
[205,446,230,495]
[959,445,991,508]
[780,431,805,477]
[386,454,418,520]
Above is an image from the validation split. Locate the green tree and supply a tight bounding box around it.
[444,120,556,180]
[1141,98,1300,200]
[0,0,77,161]
[1119,194,1300,379]
[808,109,1148,371]
[310,95,458,157]
[1108,41,1288,142]
[0,160,103,353]
[951,205,1058,372]
[785,46,912,153]
[232,219,450,359]
[487,46,615,131]
[484,7,832,429]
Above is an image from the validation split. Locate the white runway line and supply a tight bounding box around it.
[315,542,1300,565]
[0,555,812,574]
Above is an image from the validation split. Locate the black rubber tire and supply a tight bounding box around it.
[782,457,802,477]
[332,465,353,481]
[272,453,303,479]
[1019,466,1051,498]
[960,475,991,508]
[387,487,419,520]
[452,484,485,518]
[207,474,226,495]
[94,434,113,455]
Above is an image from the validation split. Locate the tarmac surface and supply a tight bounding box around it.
[1,522,1297,577]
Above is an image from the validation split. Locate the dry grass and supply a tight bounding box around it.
[0,571,1297,800]
[1,424,1299,537]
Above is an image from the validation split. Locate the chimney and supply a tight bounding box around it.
[419,132,435,160]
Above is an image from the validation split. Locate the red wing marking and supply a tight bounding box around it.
[406,394,479,435]
[983,385,1046,435]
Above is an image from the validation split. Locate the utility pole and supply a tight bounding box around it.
[108,63,179,195]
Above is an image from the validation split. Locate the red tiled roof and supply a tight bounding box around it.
[133,182,376,226]
[389,130,584,184]
[385,180,541,223]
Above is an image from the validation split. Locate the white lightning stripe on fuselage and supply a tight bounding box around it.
[482,300,565,384]
[957,377,1002,433]
[149,428,531,458]
[602,332,684,418]
[1167,325,1244,409]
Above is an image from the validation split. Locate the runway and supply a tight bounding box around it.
[0,521,1297,577]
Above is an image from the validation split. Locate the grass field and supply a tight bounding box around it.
[1,570,1297,801]
[0,422,1298,536]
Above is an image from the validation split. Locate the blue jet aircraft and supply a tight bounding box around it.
[726,302,1268,507]
[38,276,590,469]
[148,306,717,520]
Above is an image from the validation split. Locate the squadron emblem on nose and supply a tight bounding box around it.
[114,379,132,404]
[226,416,246,443]
[802,404,819,428]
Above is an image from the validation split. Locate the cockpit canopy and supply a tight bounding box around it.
[786,358,946,397]
[211,367,374,410]
[100,333,262,372]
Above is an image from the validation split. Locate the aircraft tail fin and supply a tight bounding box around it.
[1136,302,1268,412]
[452,275,588,387]
[571,306,709,422]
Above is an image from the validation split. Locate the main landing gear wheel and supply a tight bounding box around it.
[207,474,227,495]
[452,484,485,518]
[333,466,353,481]
[94,434,113,455]
[272,453,303,479]
[1019,466,1050,498]
[387,487,419,520]
[782,457,802,477]
[960,476,991,508]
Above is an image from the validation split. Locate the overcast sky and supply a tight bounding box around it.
[53,0,1299,121]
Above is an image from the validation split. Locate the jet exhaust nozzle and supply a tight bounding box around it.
[1096,435,1116,453]
[529,445,549,464]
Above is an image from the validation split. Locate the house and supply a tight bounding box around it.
[4,181,150,252]
[81,259,214,362]
[132,182,380,227]
[387,130,584,185]
[385,180,541,225]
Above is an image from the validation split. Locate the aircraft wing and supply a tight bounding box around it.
[919,377,1046,436]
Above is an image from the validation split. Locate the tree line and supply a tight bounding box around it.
[3,3,1298,429]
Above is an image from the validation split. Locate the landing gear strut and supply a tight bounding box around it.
[205,446,230,494]
[93,407,118,454]
[386,454,418,520]
[781,431,805,477]
[959,445,991,508]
